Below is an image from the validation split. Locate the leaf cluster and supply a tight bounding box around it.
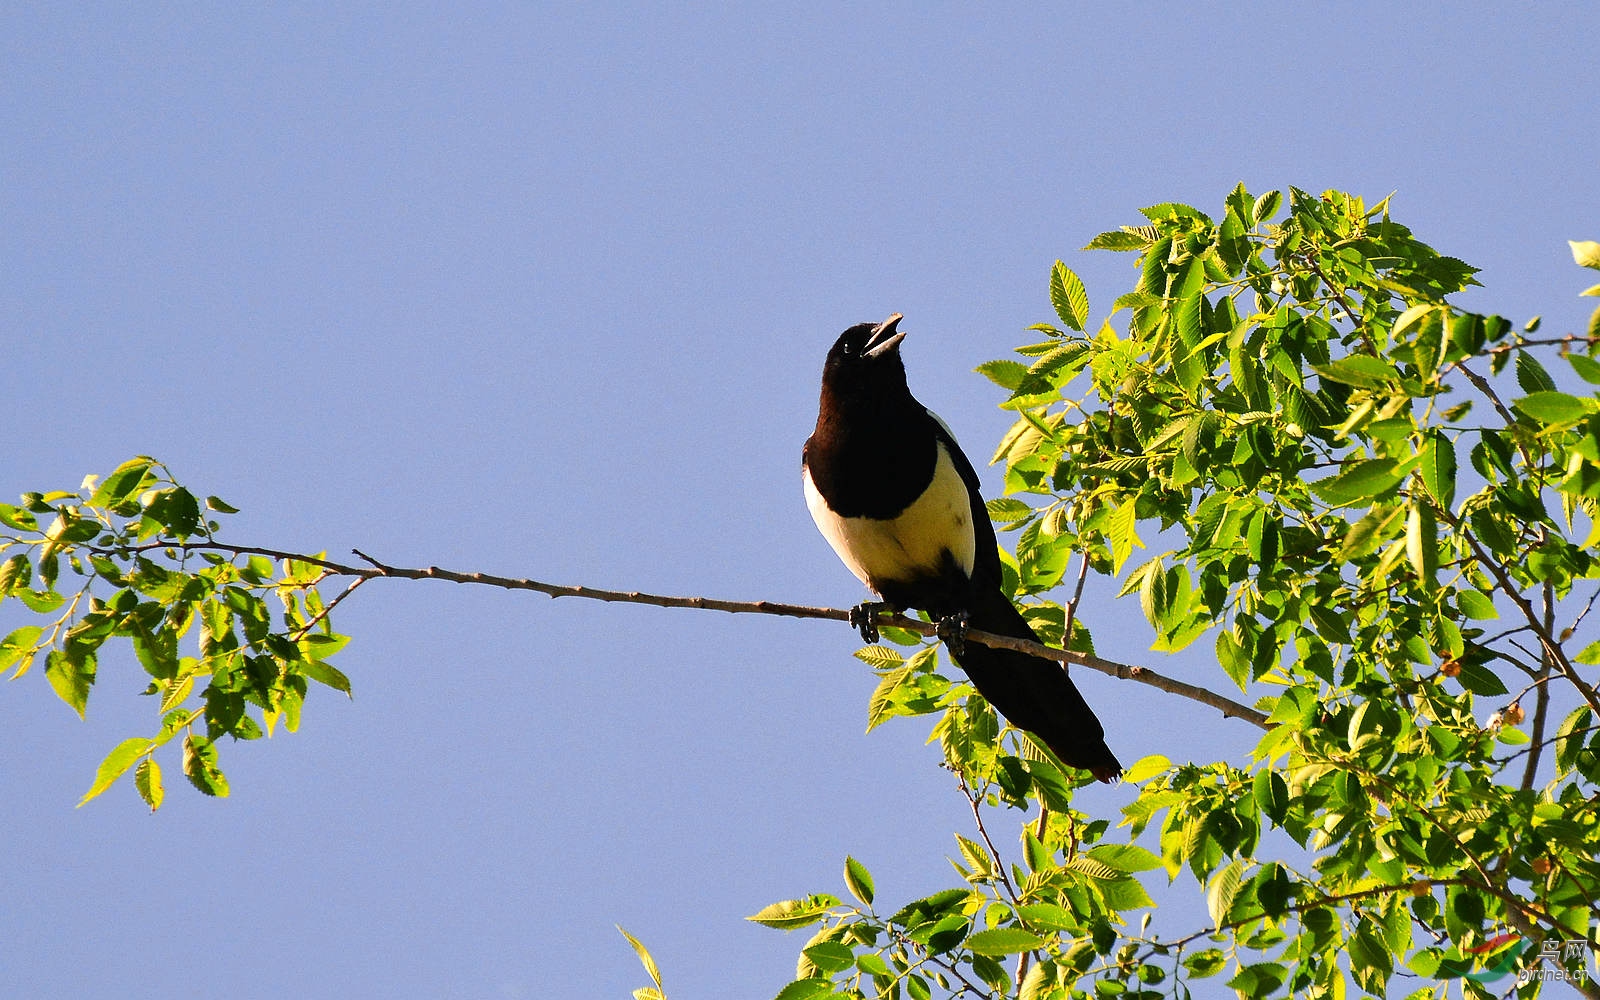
[1,457,352,808]
[753,187,1600,998]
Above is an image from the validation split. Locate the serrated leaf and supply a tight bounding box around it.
[181,734,230,797]
[1207,859,1246,924]
[866,664,914,732]
[299,659,352,696]
[1123,754,1171,783]
[1310,458,1403,506]
[1568,353,1600,385]
[1217,630,1249,691]
[1455,661,1507,696]
[0,625,43,674]
[45,648,94,719]
[1418,430,1457,509]
[1253,190,1282,224]
[1085,843,1163,873]
[1338,504,1404,562]
[78,737,153,807]
[844,855,874,906]
[772,979,833,1000]
[89,457,155,508]
[1082,229,1152,252]
[1312,355,1399,389]
[966,927,1044,956]
[1050,261,1089,332]
[987,497,1035,524]
[614,928,659,992]
[1015,902,1075,932]
[1107,496,1142,573]
[1515,352,1557,393]
[1514,390,1597,426]
[1571,239,1600,270]
[1555,706,1592,775]
[1407,500,1438,588]
[853,645,904,669]
[134,757,164,811]
[976,359,1028,391]
[1455,590,1498,620]
[747,896,839,930]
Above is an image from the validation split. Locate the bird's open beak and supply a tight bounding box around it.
[863,313,906,358]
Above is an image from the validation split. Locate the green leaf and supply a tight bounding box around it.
[1083,229,1152,252]
[299,659,353,696]
[1183,949,1227,978]
[1515,351,1557,393]
[966,927,1044,956]
[1085,843,1163,873]
[78,738,153,807]
[801,940,854,975]
[205,495,240,514]
[46,648,95,719]
[0,554,30,599]
[986,497,1035,525]
[1050,261,1089,332]
[866,664,914,732]
[976,359,1029,391]
[1015,903,1076,932]
[0,503,39,531]
[181,734,230,797]
[1568,353,1600,385]
[1311,355,1399,389]
[1217,630,1249,691]
[1122,754,1170,783]
[1455,661,1507,696]
[1310,458,1403,506]
[1555,707,1592,775]
[1418,431,1456,509]
[1107,496,1141,573]
[843,855,874,906]
[134,758,164,811]
[1206,858,1246,924]
[1455,590,1498,620]
[0,625,43,674]
[89,457,155,508]
[617,926,664,993]
[747,896,839,930]
[1515,390,1597,426]
[19,588,65,614]
[1252,190,1282,224]
[771,979,833,1000]
[1407,500,1438,589]
[1571,239,1600,270]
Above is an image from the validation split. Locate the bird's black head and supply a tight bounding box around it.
[821,314,909,396]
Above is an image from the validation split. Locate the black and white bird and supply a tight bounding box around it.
[802,314,1121,782]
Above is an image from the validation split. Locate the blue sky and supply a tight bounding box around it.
[2,5,1597,998]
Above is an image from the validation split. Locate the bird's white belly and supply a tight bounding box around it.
[804,443,976,592]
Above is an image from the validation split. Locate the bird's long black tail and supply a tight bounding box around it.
[950,586,1121,783]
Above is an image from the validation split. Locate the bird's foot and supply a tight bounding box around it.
[936,612,969,657]
[849,602,893,644]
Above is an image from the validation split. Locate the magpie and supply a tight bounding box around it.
[803,314,1121,782]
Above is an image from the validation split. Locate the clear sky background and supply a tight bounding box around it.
[3,5,1597,998]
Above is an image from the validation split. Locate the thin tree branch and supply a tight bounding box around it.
[90,541,1274,730]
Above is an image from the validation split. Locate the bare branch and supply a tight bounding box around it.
[91,541,1275,730]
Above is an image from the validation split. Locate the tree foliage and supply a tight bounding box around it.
[743,187,1600,999]
[4,186,1600,997]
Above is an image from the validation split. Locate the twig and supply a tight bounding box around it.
[90,541,1275,729]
